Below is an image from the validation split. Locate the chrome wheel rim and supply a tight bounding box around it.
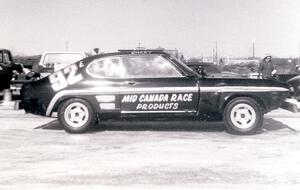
[64,102,89,128]
[230,103,256,129]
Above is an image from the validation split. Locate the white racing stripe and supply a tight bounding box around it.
[201,86,289,93]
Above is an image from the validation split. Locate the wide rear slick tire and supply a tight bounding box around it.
[58,98,95,133]
[223,97,263,135]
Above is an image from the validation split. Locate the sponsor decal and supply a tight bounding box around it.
[45,88,198,116]
[121,93,194,111]
[200,86,288,92]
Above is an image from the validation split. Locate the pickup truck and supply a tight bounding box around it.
[32,51,88,78]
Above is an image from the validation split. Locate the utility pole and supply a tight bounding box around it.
[215,41,218,65]
[212,48,215,63]
[65,41,69,51]
[252,40,255,59]
[298,43,300,65]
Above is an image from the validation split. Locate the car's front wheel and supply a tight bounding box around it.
[58,98,95,133]
[223,97,263,135]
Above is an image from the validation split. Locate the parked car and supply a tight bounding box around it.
[21,49,291,135]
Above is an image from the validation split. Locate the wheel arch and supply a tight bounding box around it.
[51,96,97,115]
[220,94,267,115]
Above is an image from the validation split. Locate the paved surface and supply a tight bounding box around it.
[1,105,300,190]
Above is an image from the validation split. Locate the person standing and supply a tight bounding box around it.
[258,55,276,79]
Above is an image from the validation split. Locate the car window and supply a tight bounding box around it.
[3,52,11,63]
[86,57,125,78]
[0,53,2,63]
[122,55,182,78]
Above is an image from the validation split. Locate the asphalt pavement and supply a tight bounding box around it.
[1,105,300,190]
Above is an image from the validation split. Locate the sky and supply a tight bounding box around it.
[1,0,300,58]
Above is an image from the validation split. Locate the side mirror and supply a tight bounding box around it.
[296,65,300,73]
[201,68,207,77]
[195,66,207,77]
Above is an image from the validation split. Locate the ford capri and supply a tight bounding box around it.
[21,50,290,135]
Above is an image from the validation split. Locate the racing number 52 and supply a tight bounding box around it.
[49,64,83,91]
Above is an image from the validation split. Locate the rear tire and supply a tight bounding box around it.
[58,98,95,133]
[223,97,263,135]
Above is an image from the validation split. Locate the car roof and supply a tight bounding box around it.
[83,50,170,62]
[80,50,197,77]
[41,51,86,55]
[0,49,11,52]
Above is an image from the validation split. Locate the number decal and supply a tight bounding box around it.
[79,61,84,68]
[49,64,83,91]
[64,64,83,85]
[49,71,68,91]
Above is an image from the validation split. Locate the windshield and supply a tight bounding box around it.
[165,55,199,76]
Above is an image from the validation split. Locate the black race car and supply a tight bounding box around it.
[21,50,290,135]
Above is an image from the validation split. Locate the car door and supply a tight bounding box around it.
[119,54,199,117]
[84,56,126,114]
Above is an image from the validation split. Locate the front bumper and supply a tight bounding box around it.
[280,98,300,113]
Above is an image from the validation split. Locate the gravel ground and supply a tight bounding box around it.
[1,106,300,190]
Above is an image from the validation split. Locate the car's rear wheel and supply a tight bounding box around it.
[223,97,263,135]
[58,98,95,133]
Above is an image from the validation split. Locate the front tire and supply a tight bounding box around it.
[58,98,95,133]
[223,97,263,135]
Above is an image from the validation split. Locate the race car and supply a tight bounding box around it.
[21,49,290,135]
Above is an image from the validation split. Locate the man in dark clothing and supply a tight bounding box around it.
[258,55,275,79]
[0,54,23,92]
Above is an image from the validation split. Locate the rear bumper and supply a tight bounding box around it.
[280,98,300,113]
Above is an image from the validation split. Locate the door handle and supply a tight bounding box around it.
[123,81,136,85]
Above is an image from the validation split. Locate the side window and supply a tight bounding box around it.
[86,57,125,78]
[3,53,11,63]
[122,55,182,78]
